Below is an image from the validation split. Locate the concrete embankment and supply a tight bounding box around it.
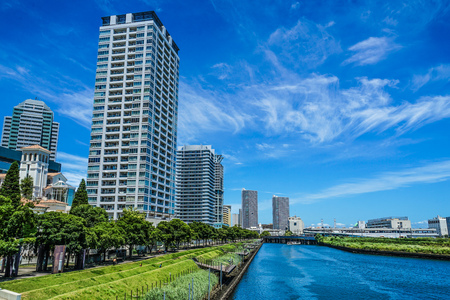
[211,243,262,300]
[321,243,450,261]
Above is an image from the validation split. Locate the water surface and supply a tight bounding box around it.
[231,243,450,299]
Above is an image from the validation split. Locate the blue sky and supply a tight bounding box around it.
[1,0,450,227]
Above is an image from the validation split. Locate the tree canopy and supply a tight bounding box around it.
[0,161,21,208]
[71,179,88,209]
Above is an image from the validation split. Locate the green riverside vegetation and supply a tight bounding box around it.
[0,244,241,299]
[318,235,450,255]
[143,269,219,300]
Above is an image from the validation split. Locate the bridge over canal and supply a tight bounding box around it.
[263,236,318,245]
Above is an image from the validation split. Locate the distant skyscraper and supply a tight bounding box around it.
[223,205,231,226]
[232,213,239,226]
[1,99,59,160]
[86,11,180,220]
[242,189,258,228]
[175,145,224,225]
[238,208,242,226]
[272,196,289,230]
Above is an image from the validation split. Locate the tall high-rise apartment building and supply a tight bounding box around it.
[242,189,258,229]
[175,145,224,225]
[223,205,231,226]
[87,11,180,220]
[272,196,289,230]
[1,99,59,160]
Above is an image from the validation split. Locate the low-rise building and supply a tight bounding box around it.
[288,216,304,235]
[366,217,411,229]
[428,216,448,236]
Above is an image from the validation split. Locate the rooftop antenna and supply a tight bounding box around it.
[321,218,324,228]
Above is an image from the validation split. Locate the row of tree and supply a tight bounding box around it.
[0,162,259,277]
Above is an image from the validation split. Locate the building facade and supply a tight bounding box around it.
[232,213,240,226]
[288,216,304,235]
[223,205,231,227]
[272,196,289,230]
[175,145,224,225]
[428,216,448,236]
[242,189,258,229]
[1,99,59,160]
[19,145,51,198]
[366,217,411,229]
[86,11,180,220]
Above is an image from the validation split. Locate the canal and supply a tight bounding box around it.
[230,243,450,299]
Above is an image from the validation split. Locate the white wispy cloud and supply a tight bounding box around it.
[56,152,88,186]
[268,19,341,68]
[177,81,250,144]
[412,64,450,91]
[343,37,401,66]
[211,63,232,80]
[55,89,94,129]
[295,160,450,203]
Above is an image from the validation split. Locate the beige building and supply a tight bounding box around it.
[223,205,231,226]
[288,216,304,235]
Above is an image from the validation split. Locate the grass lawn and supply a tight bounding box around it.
[322,236,450,255]
[0,244,239,299]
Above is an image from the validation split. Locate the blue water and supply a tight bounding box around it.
[231,243,450,299]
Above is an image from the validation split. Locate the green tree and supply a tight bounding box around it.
[20,175,34,200]
[146,224,160,253]
[71,179,88,209]
[169,219,191,249]
[116,209,149,258]
[36,212,90,270]
[92,222,126,262]
[260,231,271,237]
[284,230,293,236]
[0,161,21,208]
[157,221,175,251]
[70,204,108,227]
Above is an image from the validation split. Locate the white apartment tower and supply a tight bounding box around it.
[175,145,224,225]
[2,99,59,160]
[87,11,180,220]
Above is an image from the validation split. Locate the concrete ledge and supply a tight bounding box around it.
[217,243,262,300]
[0,288,21,300]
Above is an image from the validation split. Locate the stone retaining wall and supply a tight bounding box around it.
[216,243,262,300]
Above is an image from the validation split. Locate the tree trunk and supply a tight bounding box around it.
[129,245,133,258]
[4,256,12,277]
[65,251,71,268]
[43,248,50,271]
[104,250,107,262]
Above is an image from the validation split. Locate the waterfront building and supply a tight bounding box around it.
[288,216,304,235]
[1,99,59,160]
[428,216,448,236]
[446,217,450,236]
[86,11,180,220]
[239,208,242,226]
[242,189,258,229]
[223,205,232,226]
[304,227,438,238]
[366,217,411,229]
[356,221,366,229]
[272,195,289,230]
[175,145,224,225]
